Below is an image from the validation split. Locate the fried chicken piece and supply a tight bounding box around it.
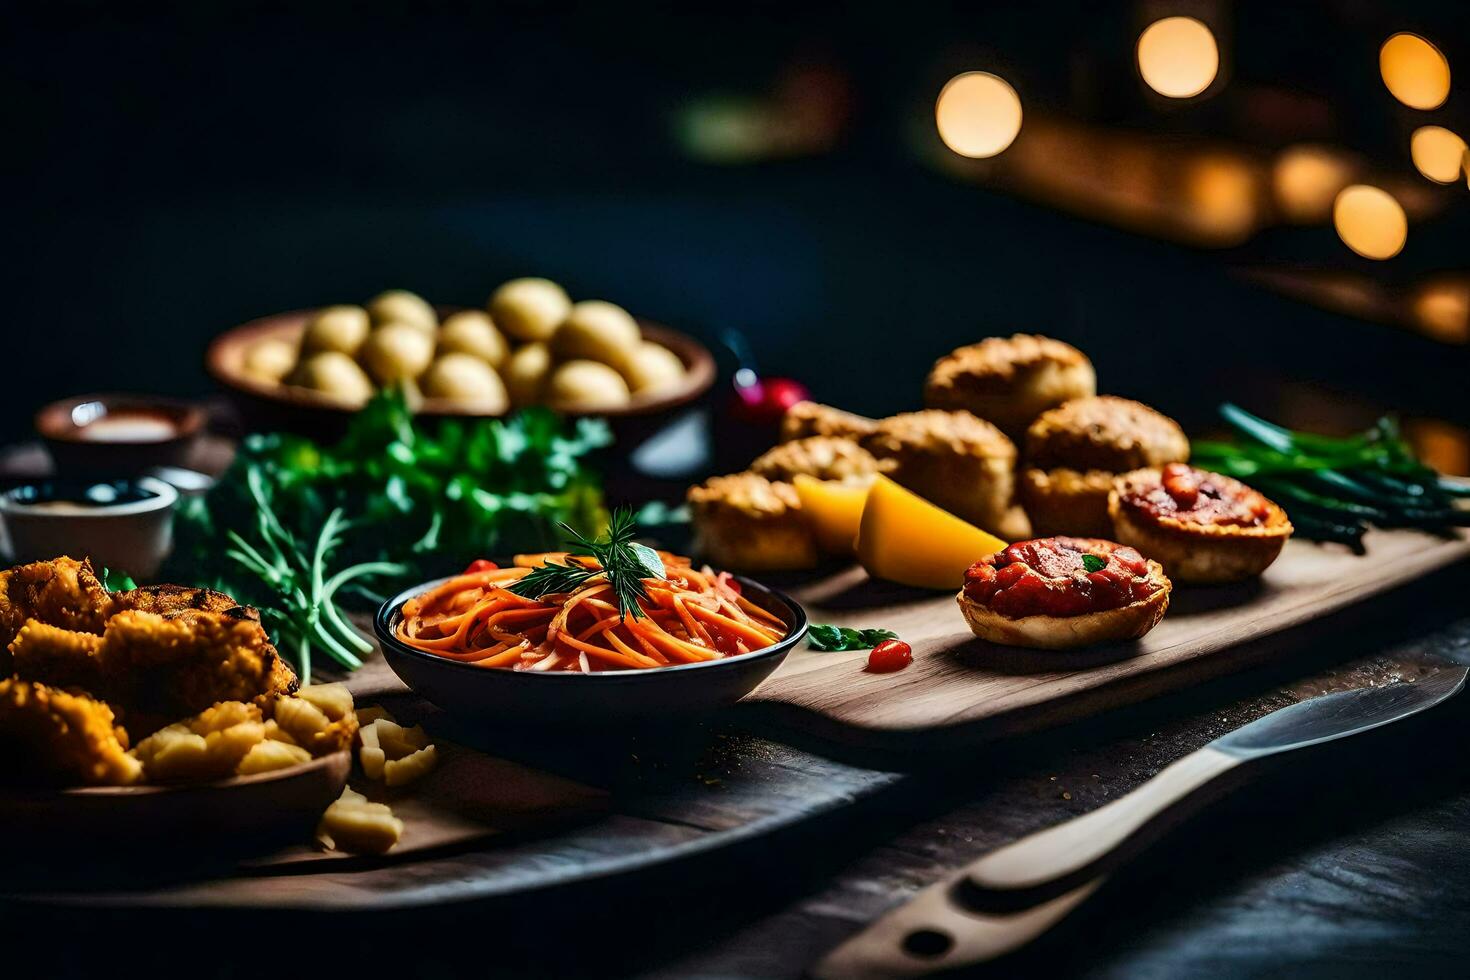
[99,609,298,735]
[0,557,114,669]
[0,679,142,786]
[9,619,107,693]
[113,584,260,620]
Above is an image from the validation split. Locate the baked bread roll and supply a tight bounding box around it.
[687,473,818,572]
[925,334,1095,439]
[1022,396,1189,537]
[862,410,1030,539]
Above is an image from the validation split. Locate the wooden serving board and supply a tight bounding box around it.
[735,528,1470,746]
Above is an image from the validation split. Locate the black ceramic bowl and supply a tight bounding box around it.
[375,574,808,725]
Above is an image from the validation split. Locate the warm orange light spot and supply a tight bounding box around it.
[1137,17,1219,99]
[1412,278,1470,344]
[1185,154,1257,242]
[935,72,1023,159]
[1272,145,1357,223]
[1333,185,1407,260]
[1410,126,1467,184]
[1379,33,1450,110]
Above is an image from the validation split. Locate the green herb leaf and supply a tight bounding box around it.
[1081,554,1107,573]
[628,542,669,582]
[99,567,137,592]
[808,625,900,651]
[508,507,662,620]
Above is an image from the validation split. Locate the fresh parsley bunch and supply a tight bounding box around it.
[168,390,611,675]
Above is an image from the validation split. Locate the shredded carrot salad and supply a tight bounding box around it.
[395,553,789,672]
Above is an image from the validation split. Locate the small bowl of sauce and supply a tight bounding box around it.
[37,394,205,476]
[0,477,179,578]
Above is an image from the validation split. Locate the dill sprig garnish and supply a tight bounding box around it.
[507,508,667,619]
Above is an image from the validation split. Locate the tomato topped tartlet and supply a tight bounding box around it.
[958,537,1171,649]
[1109,464,1293,584]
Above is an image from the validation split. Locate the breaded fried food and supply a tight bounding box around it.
[925,334,1096,440]
[749,436,887,485]
[688,472,819,571]
[861,410,1031,540]
[1022,396,1190,537]
[0,679,141,786]
[9,619,107,692]
[0,557,114,665]
[100,609,298,733]
[114,584,259,620]
[779,401,878,443]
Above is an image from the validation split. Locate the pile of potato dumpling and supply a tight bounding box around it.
[242,279,689,414]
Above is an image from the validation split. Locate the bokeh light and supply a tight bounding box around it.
[1410,126,1467,184]
[1332,185,1407,260]
[935,72,1023,159]
[1413,277,1470,344]
[1379,33,1450,110]
[1136,17,1219,99]
[1272,144,1357,223]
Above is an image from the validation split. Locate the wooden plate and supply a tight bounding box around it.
[0,750,350,844]
[206,307,717,440]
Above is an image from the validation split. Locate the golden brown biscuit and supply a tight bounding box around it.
[1021,467,1116,537]
[749,436,886,486]
[779,401,878,443]
[687,473,818,572]
[1024,396,1189,472]
[925,334,1096,439]
[862,410,1029,537]
[1021,396,1189,537]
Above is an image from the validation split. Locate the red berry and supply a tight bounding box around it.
[463,559,498,574]
[867,639,912,673]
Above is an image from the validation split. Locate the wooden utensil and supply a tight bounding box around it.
[811,666,1468,978]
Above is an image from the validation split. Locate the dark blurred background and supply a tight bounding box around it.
[5,1,1468,468]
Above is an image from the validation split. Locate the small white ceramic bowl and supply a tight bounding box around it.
[0,476,179,578]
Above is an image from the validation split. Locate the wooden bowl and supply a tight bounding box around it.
[36,393,206,476]
[375,575,808,726]
[206,308,717,444]
[0,750,350,845]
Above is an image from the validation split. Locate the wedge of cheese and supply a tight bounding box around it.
[856,475,1008,590]
[793,474,869,555]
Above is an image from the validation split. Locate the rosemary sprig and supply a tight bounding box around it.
[508,508,666,619]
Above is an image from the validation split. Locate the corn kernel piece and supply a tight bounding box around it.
[375,720,430,761]
[274,695,333,745]
[262,719,296,746]
[298,682,354,721]
[204,721,266,772]
[190,701,261,735]
[361,745,387,780]
[236,739,312,775]
[384,744,437,787]
[141,731,213,782]
[318,797,403,854]
[355,705,395,727]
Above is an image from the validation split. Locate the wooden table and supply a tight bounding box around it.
[6,563,1470,977]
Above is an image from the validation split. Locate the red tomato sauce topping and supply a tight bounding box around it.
[1121,464,1273,527]
[963,537,1160,619]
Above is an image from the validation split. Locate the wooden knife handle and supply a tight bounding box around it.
[810,875,1104,980]
[963,745,1244,898]
[809,746,1246,979]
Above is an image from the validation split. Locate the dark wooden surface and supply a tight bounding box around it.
[5,564,1470,977]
